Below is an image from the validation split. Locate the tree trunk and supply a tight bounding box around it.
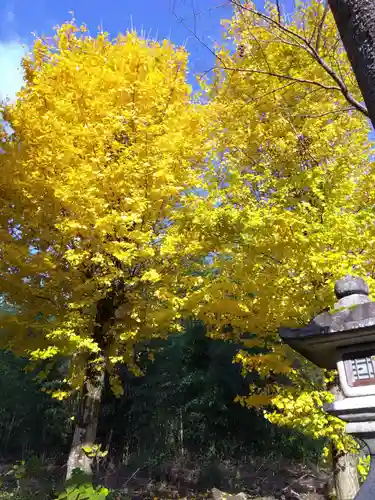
[66,365,105,480]
[332,443,360,500]
[330,383,360,500]
[328,0,375,128]
[179,408,185,457]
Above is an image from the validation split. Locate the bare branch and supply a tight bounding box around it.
[246,29,273,73]
[297,107,355,119]
[260,252,283,265]
[230,0,315,52]
[315,0,329,52]
[281,112,320,166]
[169,2,227,25]
[34,294,57,307]
[172,11,224,66]
[172,0,368,119]
[276,0,282,25]
[322,35,341,58]
[219,65,342,92]
[239,82,296,110]
[191,0,197,35]
[310,50,368,116]
[230,0,369,118]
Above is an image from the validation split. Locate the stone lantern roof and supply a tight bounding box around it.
[279,276,375,369]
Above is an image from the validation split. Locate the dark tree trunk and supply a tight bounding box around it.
[65,272,125,480]
[66,364,105,480]
[328,0,375,128]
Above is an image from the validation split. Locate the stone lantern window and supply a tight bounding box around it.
[346,355,375,385]
[343,350,375,387]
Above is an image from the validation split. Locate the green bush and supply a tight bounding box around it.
[358,454,370,484]
[57,469,109,500]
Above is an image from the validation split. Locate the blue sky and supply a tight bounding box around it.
[0,0,296,100]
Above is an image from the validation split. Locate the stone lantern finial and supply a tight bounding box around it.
[334,276,370,309]
[335,275,369,299]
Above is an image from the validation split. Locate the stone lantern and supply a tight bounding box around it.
[279,276,375,499]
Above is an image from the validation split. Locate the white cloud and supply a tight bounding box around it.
[0,41,27,101]
[0,2,29,102]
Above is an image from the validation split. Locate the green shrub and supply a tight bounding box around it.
[358,454,370,484]
[57,469,109,500]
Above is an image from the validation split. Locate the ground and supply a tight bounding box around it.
[0,455,331,499]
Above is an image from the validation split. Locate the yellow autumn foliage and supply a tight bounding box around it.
[1,1,374,459]
[0,23,212,395]
[189,0,375,451]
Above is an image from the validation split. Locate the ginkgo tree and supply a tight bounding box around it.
[0,22,213,478]
[185,0,375,495]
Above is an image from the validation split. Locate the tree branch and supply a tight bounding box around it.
[231,0,316,51]
[238,82,296,111]
[172,11,225,66]
[315,0,329,52]
[230,0,369,118]
[218,65,342,92]
[276,0,282,25]
[297,107,355,119]
[34,294,57,307]
[309,45,369,116]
